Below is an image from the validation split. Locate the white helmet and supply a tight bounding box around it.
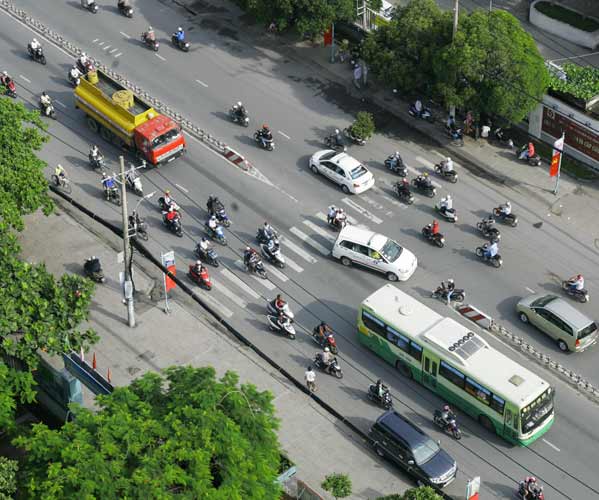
[196,260,202,266]
[447,157,451,162]
[178,26,183,31]
[506,201,511,207]
[2,71,7,76]
[395,151,400,156]
[148,26,153,30]
[335,128,339,134]
[245,246,250,252]
[448,278,454,284]
[446,195,452,200]
[237,101,242,107]
[324,347,330,352]
[81,52,86,57]
[33,38,38,44]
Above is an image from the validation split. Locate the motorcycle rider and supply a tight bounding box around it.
[265,236,280,259]
[315,321,334,343]
[498,201,512,216]
[416,172,432,188]
[259,221,276,242]
[274,294,286,312]
[125,164,139,188]
[484,239,499,260]
[29,38,41,55]
[440,404,456,426]
[374,379,387,399]
[431,219,440,236]
[519,142,536,160]
[397,177,410,195]
[567,274,584,292]
[233,101,247,120]
[101,172,116,196]
[331,128,343,148]
[257,124,273,147]
[244,246,258,269]
[332,208,346,228]
[413,98,423,117]
[81,0,95,8]
[145,26,156,42]
[54,164,67,181]
[89,144,101,164]
[206,195,224,216]
[439,194,453,215]
[128,210,142,232]
[78,52,91,72]
[197,236,211,257]
[521,476,542,499]
[192,259,203,276]
[388,151,403,170]
[165,206,178,225]
[69,65,81,84]
[445,278,455,304]
[117,0,131,10]
[163,189,175,209]
[1,70,13,87]
[207,215,218,234]
[481,215,495,230]
[327,205,337,225]
[318,347,333,369]
[175,26,185,43]
[305,366,316,391]
[39,91,52,113]
[277,310,292,330]
[441,157,454,174]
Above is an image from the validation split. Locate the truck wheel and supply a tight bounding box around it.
[86,117,99,133]
[100,126,113,142]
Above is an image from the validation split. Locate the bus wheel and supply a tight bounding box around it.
[395,361,412,379]
[479,415,495,434]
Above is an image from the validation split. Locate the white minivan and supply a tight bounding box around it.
[331,226,417,281]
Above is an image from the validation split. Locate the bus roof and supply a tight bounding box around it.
[362,285,550,406]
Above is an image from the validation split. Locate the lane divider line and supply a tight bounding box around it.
[154,53,165,61]
[119,31,131,39]
[278,130,290,140]
[19,74,31,83]
[195,79,208,88]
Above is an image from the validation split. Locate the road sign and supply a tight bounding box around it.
[466,476,481,500]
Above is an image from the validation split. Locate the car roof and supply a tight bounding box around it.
[376,411,429,447]
[542,296,594,330]
[331,153,362,171]
[338,226,386,247]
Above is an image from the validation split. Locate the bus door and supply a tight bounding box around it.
[422,353,438,389]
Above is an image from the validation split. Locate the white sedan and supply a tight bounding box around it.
[309,150,375,194]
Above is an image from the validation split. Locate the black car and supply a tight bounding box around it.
[370,410,457,488]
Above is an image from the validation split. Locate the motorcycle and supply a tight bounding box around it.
[39,101,56,119]
[83,257,105,283]
[141,32,159,52]
[195,244,220,267]
[493,207,518,227]
[104,186,121,206]
[517,481,545,500]
[431,285,465,303]
[476,218,501,240]
[433,409,462,440]
[492,127,514,149]
[516,145,541,166]
[411,177,436,197]
[254,131,275,151]
[81,0,99,13]
[118,2,133,17]
[171,34,190,52]
[28,45,47,65]
[475,244,502,268]
[267,299,294,320]
[435,202,458,223]
[213,207,231,227]
[0,78,17,98]
[343,127,366,146]
[89,153,105,170]
[126,175,143,196]
[229,106,249,127]
[261,242,286,269]
[188,264,212,290]
[385,155,407,177]
[393,182,414,204]
[434,163,458,183]
[422,225,445,248]
[246,258,268,279]
[324,133,346,152]
[328,215,347,232]
[266,314,296,339]
[158,196,180,213]
[314,354,343,379]
[204,223,227,245]
[408,103,434,123]
[446,127,464,146]
[367,384,393,409]
[561,280,589,303]
[67,70,80,87]
[76,59,95,74]
[163,212,183,237]
[312,326,338,354]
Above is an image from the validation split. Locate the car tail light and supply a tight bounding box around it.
[576,338,580,347]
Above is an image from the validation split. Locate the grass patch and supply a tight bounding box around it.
[535,1,599,32]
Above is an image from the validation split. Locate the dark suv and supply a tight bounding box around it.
[370,410,457,488]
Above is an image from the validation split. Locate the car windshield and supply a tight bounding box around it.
[380,239,403,262]
[531,295,557,308]
[350,164,369,180]
[151,128,181,149]
[412,437,440,465]
[578,321,597,340]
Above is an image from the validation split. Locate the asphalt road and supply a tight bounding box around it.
[2,2,599,498]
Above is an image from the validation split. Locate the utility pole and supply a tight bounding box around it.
[119,156,135,328]
[452,0,459,40]
[489,0,493,12]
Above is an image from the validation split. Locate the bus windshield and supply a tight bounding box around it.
[151,128,181,150]
[520,387,554,433]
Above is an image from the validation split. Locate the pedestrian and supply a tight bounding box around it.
[305,366,316,392]
[353,64,362,89]
[464,111,473,136]
[361,62,368,87]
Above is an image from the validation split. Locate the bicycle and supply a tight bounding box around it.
[51,173,72,193]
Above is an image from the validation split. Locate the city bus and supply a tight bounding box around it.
[358,285,555,445]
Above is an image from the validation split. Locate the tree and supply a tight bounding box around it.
[0,457,18,500]
[433,9,549,122]
[402,486,442,500]
[321,472,352,499]
[15,366,283,499]
[350,111,376,140]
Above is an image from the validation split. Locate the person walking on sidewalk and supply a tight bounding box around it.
[353,64,362,89]
[305,366,316,392]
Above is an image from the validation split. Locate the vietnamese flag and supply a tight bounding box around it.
[549,133,564,177]
[165,265,177,292]
[323,25,333,46]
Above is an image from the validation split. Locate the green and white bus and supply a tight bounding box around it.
[358,285,555,445]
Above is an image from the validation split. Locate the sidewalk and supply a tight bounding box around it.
[17,197,411,500]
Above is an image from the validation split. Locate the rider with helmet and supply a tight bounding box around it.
[441,156,454,173]
[319,346,333,367]
[145,26,155,42]
[499,201,512,216]
[233,101,247,120]
[568,274,584,291]
[257,124,272,147]
[176,26,185,42]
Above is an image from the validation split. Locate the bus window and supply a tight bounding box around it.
[465,377,491,405]
[410,342,423,361]
[491,394,506,414]
[439,361,465,389]
[362,311,386,336]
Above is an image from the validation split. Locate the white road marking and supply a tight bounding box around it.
[119,31,131,39]
[114,52,123,58]
[220,269,260,299]
[92,38,99,43]
[542,439,561,452]
[109,48,118,54]
[209,279,247,309]
[525,287,536,294]
[415,155,435,168]
[283,256,304,273]
[278,130,290,140]
[289,227,330,256]
[195,79,208,88]
[315,211,368,230]
[175,183,189,193]
[19,74,31,83]
[234,260,275,290]
[263,263,288,282]
[103,45,111,51]
[54,100,67,108]
[194,291,233,318]
[341,198,383,224]
[154,53,166,61]
[280,237,318,263]
[302,220,335,241]
[97,41,105,46]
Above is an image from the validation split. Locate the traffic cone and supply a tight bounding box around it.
[92,352,97,370]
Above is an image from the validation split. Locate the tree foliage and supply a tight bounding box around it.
[0,456,18,500]
[363,1,548,123]
[321,472,352,499]
[15,366,283,500]
[402,486,443,500]
[350,111,376,140]
[549,63,599,100]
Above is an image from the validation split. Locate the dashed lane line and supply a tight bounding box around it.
[278,130,290,140]
[279,237,318,264]
[155,53,166,61]
[19,74,31,83]
[209,278,247,309]
[302,220,335,241]
[195,79,208,88]
[220,269,261,299]
[341,198,383,224]
[194,291,233,318]
[288,227,330,257]
[119,31,131,39]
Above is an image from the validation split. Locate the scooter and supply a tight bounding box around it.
[89,153,105,170]
[343,127,366,146]
[475,244,502,268]
[162,212,183,237]
[516,145,541,166]
[126,175,143,196]
[229,106,249,127]
[83,257,105,283]
[118,2,133,17]
[141,32,159,52]
[408,103,434,123]
[492,127,514,149]
[104,186,121,206]
[171,34,190,52]
[325,133,346,152]
[422,225,445,248]
[493,207,518,227]
[476,218,501,240]
[314,354,343,379]
[517,481,545,500]
[254,131,275,151]
[446,127,464,146]
[393,182,414,204]
[384,155,407,176]
[431,285,465,303]
[328,215,347,232]
[411,177,436,198]
[213,207,231,227]
[39,102,56,119]
[158,197,180,213]
[367,384,393,409]
[434,163,458,183]
[561,280,589,303]
[435,202,458,223]
[195,245,220,267]
[261,242,286,269]
[267,299,294,320]
[1,78,17,98]
[266,314,296,339]
[204,223,227,245]
[433,409,462,440]
[188,264,212,290]
[256,228,278,245]
[28,45,47,64]
[128,214,148,241]
[81,0,99,13]
[312,327,338,354]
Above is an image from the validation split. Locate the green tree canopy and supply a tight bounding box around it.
[402,486,443,500]
[321,472,352,499]
[15,366,283,499]
[0,456,18,500]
